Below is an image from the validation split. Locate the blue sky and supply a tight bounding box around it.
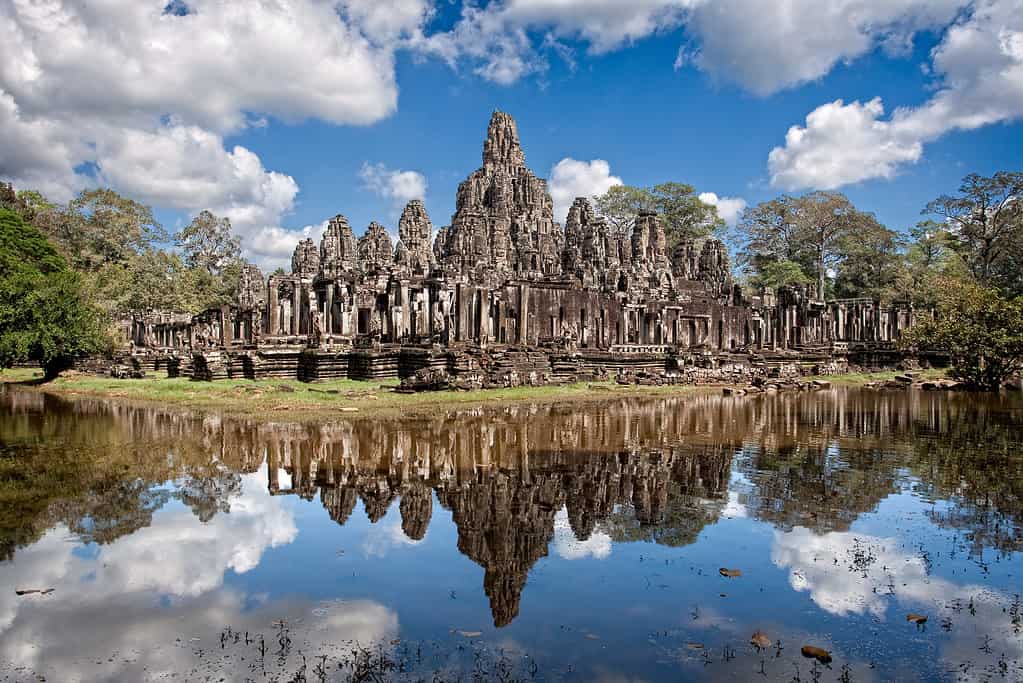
[2,1,1021,269]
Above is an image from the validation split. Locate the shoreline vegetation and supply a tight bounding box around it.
[0,367,953,419]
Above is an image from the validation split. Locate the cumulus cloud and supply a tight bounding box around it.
[698,192,747,226]
[768,0,1023,190]
[0,0,432,269]
[548,158,623,224]
[417,0,967,95]
[359,162,428,208]
[767,98,924,190]
[686,0,967,96]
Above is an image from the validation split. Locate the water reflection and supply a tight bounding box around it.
[1,387,1022,680]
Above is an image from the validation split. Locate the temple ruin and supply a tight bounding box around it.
[127,111,922,385]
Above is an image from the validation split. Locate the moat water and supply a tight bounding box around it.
[1,387,1022,682]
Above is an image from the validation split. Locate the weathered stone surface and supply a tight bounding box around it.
[437,110,563,284]
[358,222,393,275]
[237,264,266,311]
[699,239,731,297]
[291,238,320,279]
[396,200,433,276]
[320,214,358,278]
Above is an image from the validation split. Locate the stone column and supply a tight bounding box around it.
[518,283,529,345]
[221,306,233,346]
[292,286,302,337]
[269,281,279,337]
[402,282,412,340]
[325,283,335,338]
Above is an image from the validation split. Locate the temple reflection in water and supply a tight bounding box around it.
[3,386,1021,632]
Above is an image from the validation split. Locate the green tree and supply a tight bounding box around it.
[0,209,106,379]
[833,216,904,301]
[176,211,243,310]
[593,185,655,234]
[902,279,1023,390]
[900,220,964,307]
[924,172,1023,294]
[734,196,809,281]
[649,182,723,245]
[177,210,242,275]
[50,189,165,272]
[751,260,812,291]
[735,192,872,299]
[594,183,723,247]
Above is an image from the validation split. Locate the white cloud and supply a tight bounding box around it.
[768,0,1023,190]
[417,0,967,95]
[417,0,693,84]
[0,0,432,270]
[359,162,428,209]
[767,97,924,190]
[548,158,623,225]
[552,508,612,560]
[698,192,747,225]
[686,0,967,96]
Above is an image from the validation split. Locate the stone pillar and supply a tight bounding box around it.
[221,306,233,346]
[399,282,410,341]
[325,283,335,338]
[518,283,529,345]
[269,281,279,337]
[292,286,302,337]
[478,287,489,343]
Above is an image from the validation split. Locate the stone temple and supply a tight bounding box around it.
[129,112,920,385]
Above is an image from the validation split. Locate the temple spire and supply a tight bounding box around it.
[482,110,526,170]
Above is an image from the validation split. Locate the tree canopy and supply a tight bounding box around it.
[901,279,1023,390]
[0,208,106,378]
[924,171,1023,297]
[594,183,723,246]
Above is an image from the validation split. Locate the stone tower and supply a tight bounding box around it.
[291,238,320,278]
[320,214,358,278]
[358,222,394,275]
[396,200,434,276]
[437,111,563,284]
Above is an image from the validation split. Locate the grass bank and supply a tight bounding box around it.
[0,367,697,418]
[803,368,949,384]
[1,366,951,418]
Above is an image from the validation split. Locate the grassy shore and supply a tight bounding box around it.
[0,367,698,418]
[804,368,949,384]
[0,366,951,418]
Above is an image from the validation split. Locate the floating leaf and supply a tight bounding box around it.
[584,633,600,640]
[719,568,742,578]
[801,645,832,663]
[458,630,482,638]
[751,630,771,649]
[685,642,704,650]
[906,614,928,624]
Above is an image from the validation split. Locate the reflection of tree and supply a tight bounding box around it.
[740,442,901,534]
[176,470,242,523]
[906,402,1023,557]
[62,479,171,545]
[0,392,261,559]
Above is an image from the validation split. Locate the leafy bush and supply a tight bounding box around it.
[902,279,1023,390]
